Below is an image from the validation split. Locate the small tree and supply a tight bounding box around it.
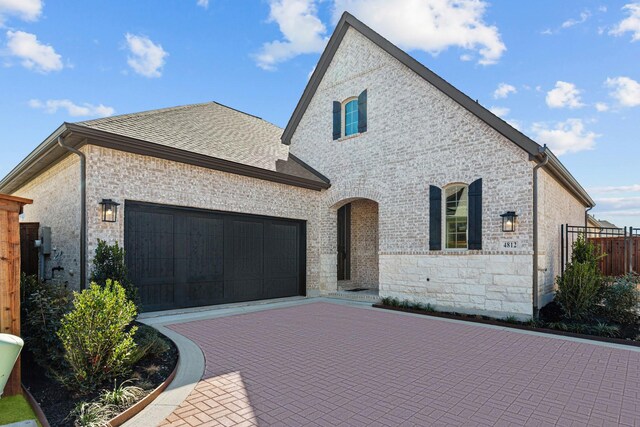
[91,239,137,302]
[58,280,138,393]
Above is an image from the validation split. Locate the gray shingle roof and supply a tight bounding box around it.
[76,102,289,171]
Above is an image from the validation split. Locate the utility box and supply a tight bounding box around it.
[41,226,51,255]
[0,334,24,397]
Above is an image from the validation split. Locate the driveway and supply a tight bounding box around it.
[159,301,640,426]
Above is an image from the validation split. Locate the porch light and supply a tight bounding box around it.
[501,211,518,232]
[99,199,120,222]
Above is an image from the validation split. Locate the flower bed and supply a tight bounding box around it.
[22,323,178,427]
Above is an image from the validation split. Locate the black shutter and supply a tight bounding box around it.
[468,178,482,250]
[429,185,442,250]
[358,89,367,133]
[333,101,341,140]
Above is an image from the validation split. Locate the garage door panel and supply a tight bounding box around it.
[125,202,304,311]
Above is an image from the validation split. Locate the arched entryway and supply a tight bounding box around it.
[335,198,379,293]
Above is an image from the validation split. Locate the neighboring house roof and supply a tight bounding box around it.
[0,102,330,194]
[598,220,621,229]
[281,12,594,208]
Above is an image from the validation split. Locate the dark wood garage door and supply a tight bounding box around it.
[125,202,306,311]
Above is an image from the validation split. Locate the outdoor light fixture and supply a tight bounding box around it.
[501,211,518,232]
[99,199,120,222]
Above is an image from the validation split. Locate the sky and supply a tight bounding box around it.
[0,0,639,227]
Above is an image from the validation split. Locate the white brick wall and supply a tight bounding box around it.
[289,27,546,317]
[13,152,83,288]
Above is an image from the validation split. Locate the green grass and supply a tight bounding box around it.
[0,394,41,426]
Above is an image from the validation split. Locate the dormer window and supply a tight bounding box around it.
[344,99,359,136]
[332,89,367,140]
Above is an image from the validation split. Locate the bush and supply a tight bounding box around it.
[91,240,137,303]
[555,261,602,321]
[58,280,138,393]
[571,234,605,266]
[600,274,640,325]
[130,326,170,364]
[100,380,146,408]
[20,274,73,374]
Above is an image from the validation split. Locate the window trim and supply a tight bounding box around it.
[442,182,469,251]
[341,97,359,138]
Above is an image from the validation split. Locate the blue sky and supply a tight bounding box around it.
[1,0,639,226]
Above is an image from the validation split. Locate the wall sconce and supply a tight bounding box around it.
[501,211,518,232]
[99,199,120,222]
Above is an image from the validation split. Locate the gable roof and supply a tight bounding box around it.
[281,12,594,207]
[0,102,330,194]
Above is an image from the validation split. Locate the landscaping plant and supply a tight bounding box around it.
[554,235,604,322]
[58,280,138,393]
[599,274,640,325]
[20,274,73,374]
[91,239,137,303]
[100,380,146,408]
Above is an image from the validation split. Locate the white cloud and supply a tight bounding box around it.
[610,2,640,41]
[459,53,473,61]
[332,0,506,65]
[197,0,209,8]
[561,10,591,29]
[605,76,640,107]
[124,33,168,78]
[506,119,522,131]
[493,83,516,99]
[5,30,63,73]
[545,81,585,109]
[595,102,609,112]
[0,0,42,25]
[254,0,328,70]
[28,99,115,117]
[594,196,640,211]
[488,106,509,117]
[532,119,599,155]
[589,184,640,194]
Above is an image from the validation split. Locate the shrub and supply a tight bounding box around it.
[588,321,620,338]
[571,234,605,266]
[91,240,137,303]
[100,380,146,408]
[555,261,602,321]
[58,280,138,393]
[130,326,170,364]
[71,401,116,427]
[20,274,73,373]
[600,274,640,325]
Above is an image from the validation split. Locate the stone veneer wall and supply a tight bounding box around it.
[537,169,587,306]
[290,27,538,316]
[84,145,322,290]
[12,152,83,289]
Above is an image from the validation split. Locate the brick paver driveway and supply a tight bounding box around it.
[161,302,640,426]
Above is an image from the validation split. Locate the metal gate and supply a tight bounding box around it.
[561,224,639,276]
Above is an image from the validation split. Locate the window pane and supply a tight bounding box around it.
[344,100,358,136]
[444,185,468,249]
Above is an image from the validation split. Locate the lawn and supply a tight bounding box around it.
[0,394,40,426]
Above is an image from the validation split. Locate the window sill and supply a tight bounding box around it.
[337,133,363,142]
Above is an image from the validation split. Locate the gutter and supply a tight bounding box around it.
[532,146,549,317]
[585,206,593,228]
[57,135,87,290]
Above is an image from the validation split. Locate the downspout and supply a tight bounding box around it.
[584,206,593,228]
[58,136,87,290]
[532,145,549,318]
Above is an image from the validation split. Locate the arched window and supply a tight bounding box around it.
[444,184,468,249]
[344,99,358,136]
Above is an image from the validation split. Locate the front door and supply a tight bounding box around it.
[337,203,351,280]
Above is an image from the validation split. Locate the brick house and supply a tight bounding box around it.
[0,13,593,317]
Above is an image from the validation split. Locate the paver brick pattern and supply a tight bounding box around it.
[160,302,640,426]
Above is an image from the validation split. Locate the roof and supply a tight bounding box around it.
[0,102,330,194]
[281,12,594,208]
[77,102,288,171]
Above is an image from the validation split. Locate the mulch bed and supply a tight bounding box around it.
[373,304,640,348]
[22,323,178,427]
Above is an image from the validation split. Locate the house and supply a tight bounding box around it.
[0,13,594,317]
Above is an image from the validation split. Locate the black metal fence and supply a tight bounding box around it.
[561,224,639,276]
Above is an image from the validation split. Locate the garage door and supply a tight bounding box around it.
[124,202,306,311]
